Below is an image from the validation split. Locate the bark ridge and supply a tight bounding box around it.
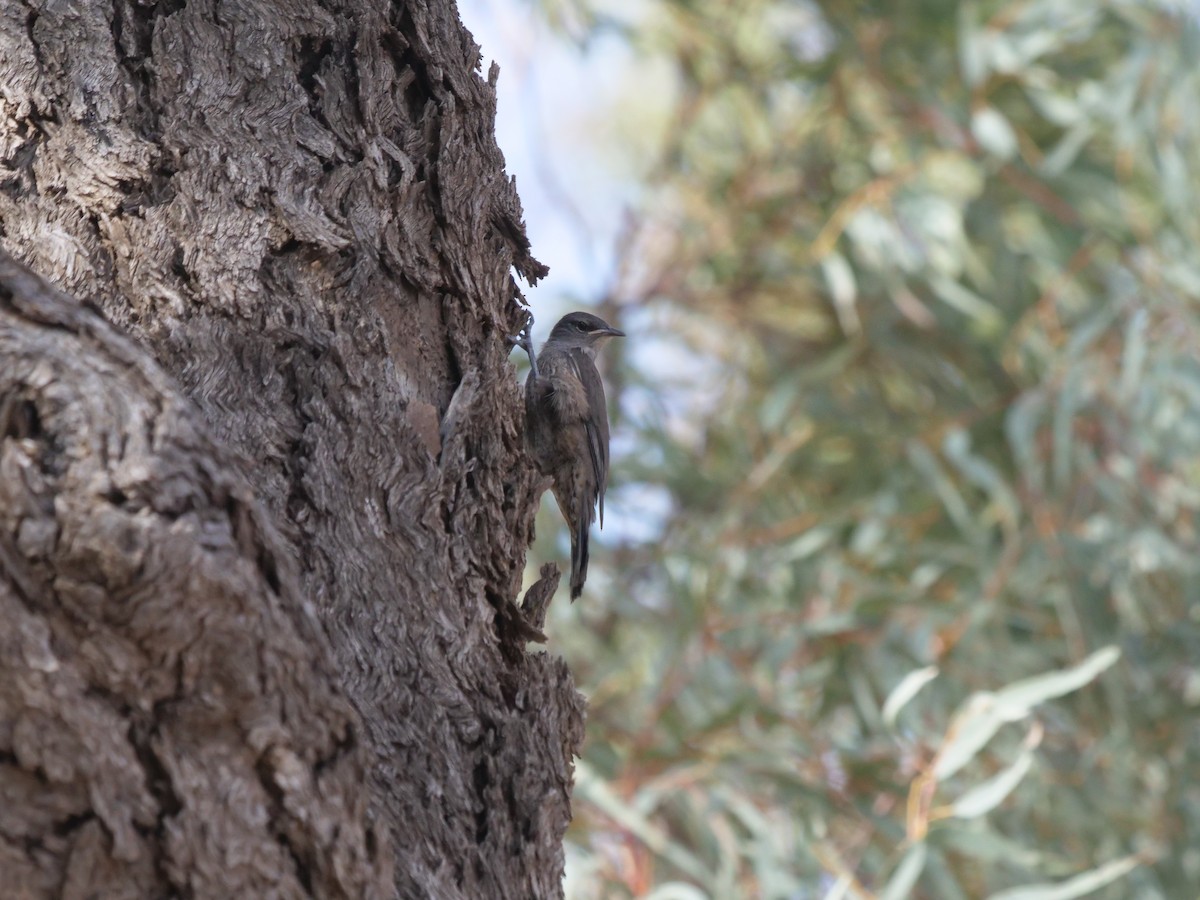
[1,1,583,897]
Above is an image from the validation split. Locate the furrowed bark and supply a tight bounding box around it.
[0,251,389,897]
[0,1,583,897]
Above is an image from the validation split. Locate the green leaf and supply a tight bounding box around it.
[938,826,1049,868]
[1040,122,1095,176]
[1119,308,1148,402]
[1006,391,1047,491]
[645,884,712,900]
[907,440,978,540]
[935,648,1120,779]
[928,276,1005,333]
[1026,88,1084,127]
[942,428,1020,530]
[822,252,860,335]
[972,107,1020,160]
[574,761,715,888]
[883,666,940,729]
[958,1,987,87]
[879,843,928,900]
[990,646,1121,720]
[950,744,1035,819]
[933,693,1007,781]
[984,855,1140,900]
[822,875,856,900]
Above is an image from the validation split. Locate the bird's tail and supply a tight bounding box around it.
[570,512,589,601]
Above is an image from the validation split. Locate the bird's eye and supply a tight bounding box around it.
[576,321,588,331]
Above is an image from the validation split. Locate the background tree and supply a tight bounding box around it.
[502,0,1200,897]
[0,2,579,897]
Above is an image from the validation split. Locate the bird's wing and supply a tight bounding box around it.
[568,348,610,527]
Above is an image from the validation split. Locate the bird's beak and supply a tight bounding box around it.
[596,326,625,338]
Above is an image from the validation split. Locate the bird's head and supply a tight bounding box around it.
[546,311,625,355]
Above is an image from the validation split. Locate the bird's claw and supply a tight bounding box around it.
[510,311,539,378]
[507,311,531,344]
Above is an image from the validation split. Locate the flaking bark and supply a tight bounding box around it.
[0,250,388,898]
[0,1,584,897]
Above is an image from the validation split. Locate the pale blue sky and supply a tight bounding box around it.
[459,0,689,547]
[459,0,637,310]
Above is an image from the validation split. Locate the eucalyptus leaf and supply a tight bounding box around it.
[574,762,715,888]
[879,843,928,900]
[972,107,1020,160]
[644,884,712,900]
[883,666,940,729]
[984,855,1140,900]
[933,694,1007,781]
[990,647,1120,720]
[951,745,1035,819]
[935,648,1119,779]
[521,0,1200,895]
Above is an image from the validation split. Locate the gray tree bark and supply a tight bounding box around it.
[0,2,583,898]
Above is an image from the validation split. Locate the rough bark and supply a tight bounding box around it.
[0,251,389,898]
[0,2,583,898]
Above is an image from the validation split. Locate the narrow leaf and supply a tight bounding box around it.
[821,875,854,900]
[991,647,1120,720]
[935,647,1118,779]
[951,745,1034,819]
[645,884,711,900]
[933,693,1005,780]
[883,666,940,729]
[907,441,976,539]
[957,1,986,87]
[879,843,927,900]
[972,107,1019,159]
[929,276,1004,332]
[942,428,1020,530]
[985,855,1140,900]
[574,762,715,888]
[1119,308,1148,401]
[822,252,860,335]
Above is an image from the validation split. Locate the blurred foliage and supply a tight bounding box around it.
[520,0,1200,897]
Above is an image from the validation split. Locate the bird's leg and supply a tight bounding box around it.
[509,311,539,379]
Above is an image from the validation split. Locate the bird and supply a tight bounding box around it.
[516,310,624,600]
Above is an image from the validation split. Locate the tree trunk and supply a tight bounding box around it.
[0,2,583,898]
